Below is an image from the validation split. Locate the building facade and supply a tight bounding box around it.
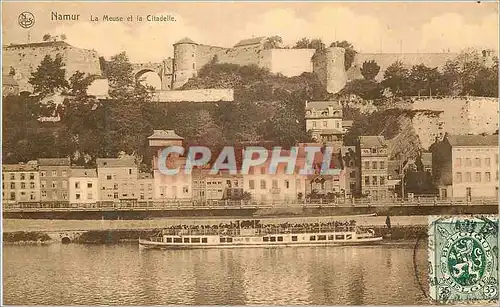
[305,101,344,144]
[96,157,139,202]
[38,158,71,202]
[137,173,154,201]
[433,134,498,199]
[357,136,389,199]
[2,161,40,203]
[69,168,99,204]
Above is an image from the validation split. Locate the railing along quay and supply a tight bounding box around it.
[2,197,498,212]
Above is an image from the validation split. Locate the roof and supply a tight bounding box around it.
[2,75,18,86]
[2,163,38,172]
[148,130,184,140]
[359,136,386,148]
[96,157,136,168]
[447,134,498,147]
[38,157,70,166]
[234,36,266,47]
[305,101,342,110]
[421,152,432,165]
[70,168,97,178]
[173,37,197,45]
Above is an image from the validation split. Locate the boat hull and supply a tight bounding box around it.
[139,236,383,250]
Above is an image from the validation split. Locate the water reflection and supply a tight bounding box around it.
[3,243,428,305]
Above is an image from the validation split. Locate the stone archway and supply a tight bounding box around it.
[135,69,162,90]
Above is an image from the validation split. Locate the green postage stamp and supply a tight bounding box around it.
[429,215,499,304]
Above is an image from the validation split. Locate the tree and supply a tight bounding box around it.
[471,60,498,97]
[28,54,69,97]
[263,36,283,49]
[330,41,357,70]
[340,79,383,100]
[407,64,442,96]
[293,38,325,51]
[382,60,409,96]
[69,71,97,96]
[42,34,51,41]
[106,52,135,98]
[440,59,462,95]
[60,33,67,41]
[360,60,380,80]
[294,37,310,49]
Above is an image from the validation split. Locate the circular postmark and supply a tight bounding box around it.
[18,11,35,29]
[441,232,494,294]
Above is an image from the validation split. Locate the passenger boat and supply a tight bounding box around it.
[138,219,383,249]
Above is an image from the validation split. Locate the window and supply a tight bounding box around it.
[191,238,200,243]
[475,172,481,182]
[234,180,239,187]
[51,170,57,176]
[75,182,80,189]
[40,171,46,177]
[263,237,269,242]
[113,184,118,190]
[106,175,112,180]
[62,181,67,189]
[371,148,377,154]
[76,193,81,200]
[465,172,471,182]
[226,237,233,243]
[346,234,353,240]
[148,184,153,191]
[184,238,190,243]
[113,192,118,199]
[466,158,472,167]
[20,182,26,189]
[335,234,344,240]
[485,172,491,182]
[455,158,462,167]
[183,186,189,194]
[310,235,316,241]
[87,182,93,188]
[30,193,36,200]
[372,176,378,186]
[336,122,340,129]
[62,170,67,177]
[41,180,46,188]
[364,161,370,169]
[10,192,15,201]
[328,235,334,240]
[380,176,385,185]
[372,161,377,169]
[166,237,172,243]
[30,182,35,189]
[455,172,462,183]
[202,238,208,243]
[277,236,283,242]
[284,180,290,189]
[379,161,385,169]
[248,180,255,190]
[41,191,47,198]
[323,120,328,127]
[174,238,182,243]
[272,180,278,189]
[20,173,25,180]
[364,176,370,186]
[296,179,301,189]
[87,193,93,200]
[312,121,317,128]
[485,158,491,166]
[29,173,35,180]
[318,235,326,240]
[270,237,276,242]
[475,158,481,167]
[52,182,57,188]
[160,187,165,196]
[260,180,266,189]
[350,172,356,178]
[10,182,15,189]
[291,236,298,241]
[260,167,266,175]
[10,173,15,180]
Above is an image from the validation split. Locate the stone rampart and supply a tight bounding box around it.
[260,49,315,77]
[152,89,234,102]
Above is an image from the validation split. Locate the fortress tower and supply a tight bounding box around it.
[312,47,347,94]
[173,37,198,89]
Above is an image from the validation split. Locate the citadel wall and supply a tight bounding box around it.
[260,49,315,77]
[3,42,102,93]
[312,47,346,94]
[152,89,234,102]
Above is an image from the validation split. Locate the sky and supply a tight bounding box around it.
[2,1,499,63]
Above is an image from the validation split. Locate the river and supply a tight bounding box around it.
[3,242,430,305]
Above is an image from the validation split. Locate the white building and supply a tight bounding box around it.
[69,168,99,204]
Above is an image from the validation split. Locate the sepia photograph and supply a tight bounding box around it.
[1,1,499,305]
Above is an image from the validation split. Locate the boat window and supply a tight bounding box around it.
[346,234,352,240]
[174,238,182,243]
[277,236,283,242]
[245,238,250,242]
[191,238,201,243]
[335,234,344,240]
[310,236,316,241]
[292,236,298,241]
[202,238,208,243]
[270,237,276,242]
[166,237,172,243]
[263,237,269,242]
[328,235,334,240]
[318,235,326,241]
[220,237,226,243]
[184,238,190,243]
[226,237,233,243]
